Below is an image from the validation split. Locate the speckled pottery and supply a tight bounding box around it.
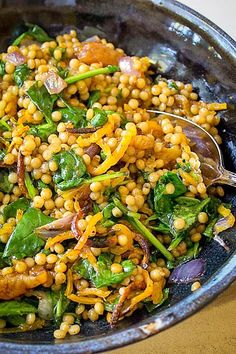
[0,1,235,353]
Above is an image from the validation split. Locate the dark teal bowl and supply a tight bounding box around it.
[0,1,235,353]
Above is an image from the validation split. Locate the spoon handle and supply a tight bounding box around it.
[217,168,236,187]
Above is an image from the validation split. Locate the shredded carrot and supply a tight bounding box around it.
[67,294,102,304]
[65,269,73,296]
[75,212,103,251]
[179,170,198,186]
[207,103,227,111]
[218,205,231,218]
[88,131,135,176]
[129,269,153,310]
[77,120,114,148]
[214,213,235,234]
[151,279,164,304]
[77,288,111,298]
[45,231,75,250]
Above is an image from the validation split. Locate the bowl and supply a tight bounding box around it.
[0,0,236,353]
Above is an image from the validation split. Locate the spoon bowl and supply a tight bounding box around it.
[148,110,236,188]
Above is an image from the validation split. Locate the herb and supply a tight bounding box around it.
[0,120,11,131]
[0,300,37,317]
[52,150,87,190]
[13,64,31,87]
[113,197,174,261]
[52,289,70,324]
[0,60,5,76]
[59,106,87,128]
[57,66,69,79]
[144,288,169,313]
[176,162,191,172]
[3,208,54,259]
[168,81,178,90]
[91,108,108,127]
[27,82,57,124]
[65,65,119,85]
[101,202,116,227]
[167,242,200,269]
[12,24,53,46]
[38,289,69,324]
[37,180,49,191]
[87,90,101,108]
[154,172,187,215]
[0,252,8,269]
[75,253,135,288]
[0,150,6,160]
[104,297,119,312]
[28,122,57,141]
[3,197,30,221]
[0,171,13,193]
[203,218,218,238]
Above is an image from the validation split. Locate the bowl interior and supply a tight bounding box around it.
[0,0,235,352]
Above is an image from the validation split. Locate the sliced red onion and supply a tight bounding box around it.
[169,259,206,284]
[85,35,100,42]
[36,213,76,238]
[44,70,67,94]
[118,56,141,77]
[6,51,26,65]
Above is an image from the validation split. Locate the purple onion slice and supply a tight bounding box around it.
[169,259,206,284]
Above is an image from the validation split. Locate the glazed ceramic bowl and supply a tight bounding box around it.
[0,1,235,353]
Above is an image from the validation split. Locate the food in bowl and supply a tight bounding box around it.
[0,24,234,339]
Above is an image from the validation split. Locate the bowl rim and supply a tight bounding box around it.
[0,0,236,352]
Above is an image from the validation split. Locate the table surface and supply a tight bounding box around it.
[107,1,236,353]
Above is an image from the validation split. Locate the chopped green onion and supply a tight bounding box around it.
[65,65,119,84]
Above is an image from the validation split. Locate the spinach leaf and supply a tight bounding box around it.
[25,172,37,199]
[27,82,57,124]
[0,300,37,317]
[37,180,49,191]
[0,252,8,269]
[159,197,211,240]
[14,64,31,87]
[59,106,87,128]
[57,66,69,79]
[0,171,13,193]
[6,315,26,326]
[28,122,57,141]
[0,120,11,131]
[75,253,135,288]
[12,24,53,46]
[3,197,30,221]
[154,172,187,214]
[144,288,169,313]
[203,218,218,238]
[3,208,54,259]
[52,150,87,190]
[0,60,5,77]
[176,162,191,172]
[38,289,69,324]
[91,108,108,127]
[87,90,101,108]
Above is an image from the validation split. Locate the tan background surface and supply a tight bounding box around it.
[107,1,236,353]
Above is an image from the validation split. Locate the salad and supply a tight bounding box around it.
[0,24,234,339]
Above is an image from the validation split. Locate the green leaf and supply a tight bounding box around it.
[167,242,200,269]
[3,197,30,221]
[0,300,37,317]
[0,171,13,193]
[0,120,11,131]
[0,60,5,77]
[12,24,53,46]
[3,208,54,259]
[52,150,87,190]
[37,180,49,191]
[59,106,87,128]
[25,172,37,199]
[75,253,135,288]
[38,289,69,324]
[144,288,169,313]
[28,122,57,141]
[27,82,57,124]
[52,289,70,324]
[87,90,101,108]
[104,297,119,312]
[154,172,187,215]
[6,315,26,326]
[91,108,108,127]
[203,218,218,238]
[0,252,8,269]
[176,162,191,172]
[13,64,31,87]
[168,81,178,90]
[0,150,6,160]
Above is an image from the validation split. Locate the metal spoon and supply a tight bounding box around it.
[147,109,236,188]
